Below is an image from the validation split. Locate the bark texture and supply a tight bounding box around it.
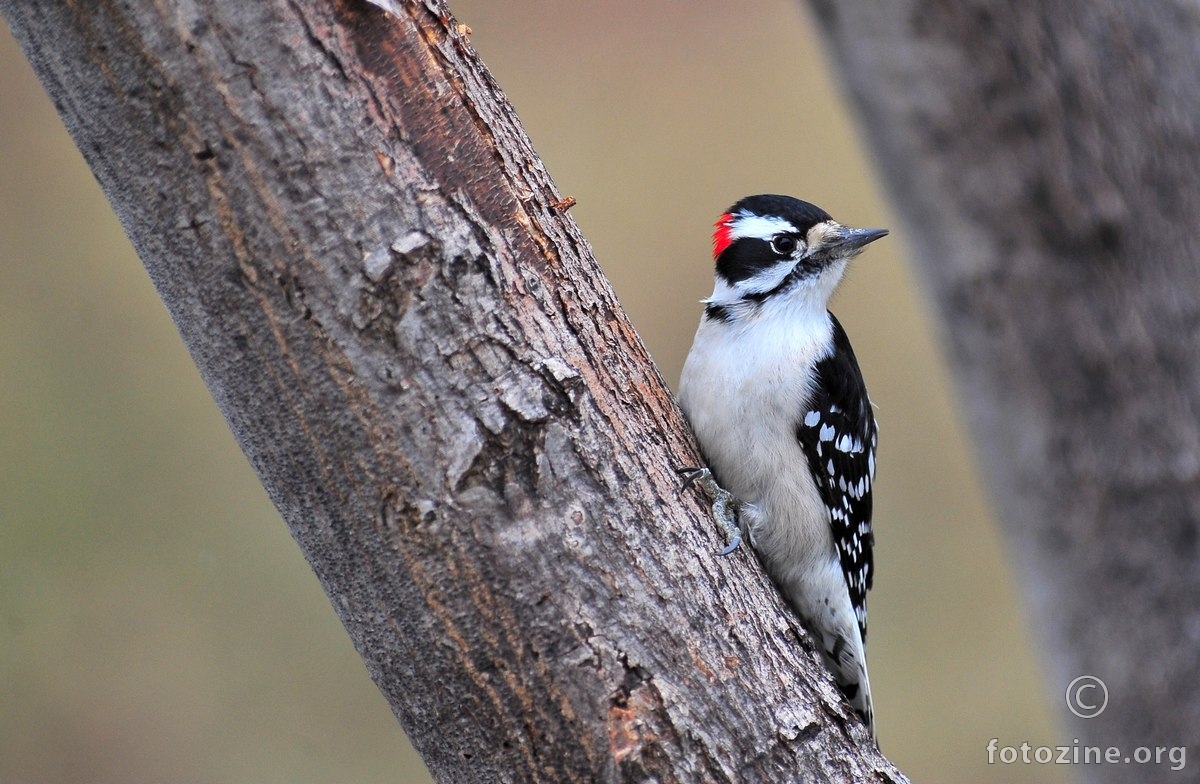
[1,0,908,781]
[807,1,1200,778]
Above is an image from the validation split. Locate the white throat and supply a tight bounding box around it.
[705,258,849,330]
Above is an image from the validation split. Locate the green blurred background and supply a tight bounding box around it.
[1,2,1071,782]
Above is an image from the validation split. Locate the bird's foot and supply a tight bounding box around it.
[676,466,746,555]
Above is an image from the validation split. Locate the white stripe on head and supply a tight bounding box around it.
[730,213,798,242]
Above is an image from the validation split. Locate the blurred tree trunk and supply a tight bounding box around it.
[0,1,908,781]
[806,1,1200,778]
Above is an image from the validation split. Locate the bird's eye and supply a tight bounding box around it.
[771,235,798,256]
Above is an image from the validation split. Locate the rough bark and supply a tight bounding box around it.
[806,1,1200,779]
[0,1,908,781]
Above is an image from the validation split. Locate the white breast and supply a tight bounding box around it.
[678,302,836,575]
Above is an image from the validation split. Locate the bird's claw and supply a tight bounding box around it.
[677,466,746,555]
[716,532,742,557]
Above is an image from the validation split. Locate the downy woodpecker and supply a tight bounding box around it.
[678,194,886,738]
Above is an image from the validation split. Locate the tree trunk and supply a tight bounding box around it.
[0,0,908,781]
[806,1,1200,779]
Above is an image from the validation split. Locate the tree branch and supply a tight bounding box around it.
[2,0,907,780]
[806,1,1200,777]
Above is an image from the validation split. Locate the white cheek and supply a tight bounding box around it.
[705,278,740,306]
[735,263,796,296]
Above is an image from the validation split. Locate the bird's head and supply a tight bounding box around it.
[705,194,887,322]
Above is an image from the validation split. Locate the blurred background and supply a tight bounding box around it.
[1,1,1069,782]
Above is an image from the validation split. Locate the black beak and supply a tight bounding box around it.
[829,226,889,253]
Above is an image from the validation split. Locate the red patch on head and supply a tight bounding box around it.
[712,213,736,259]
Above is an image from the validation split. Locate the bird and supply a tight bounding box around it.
[678,194,886,739]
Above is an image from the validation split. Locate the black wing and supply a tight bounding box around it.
[795,313,877,643]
